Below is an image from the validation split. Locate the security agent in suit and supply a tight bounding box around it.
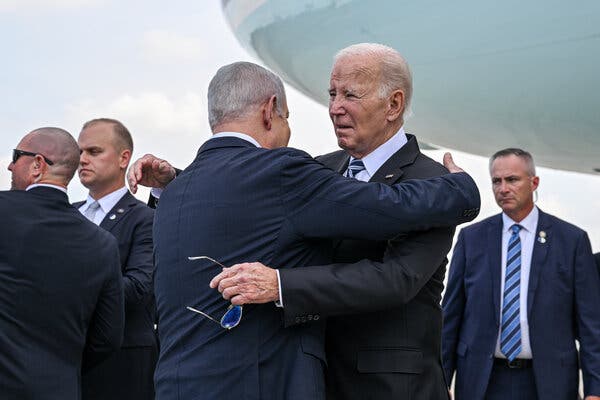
[129,61,480,400]
[442,148,600,400]
[210,43,462,400]
[1,128,123,400]
[74,118,157,400]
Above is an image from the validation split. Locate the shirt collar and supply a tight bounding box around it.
[26,183,67,194]
[84,186,128,214]
[211,132,261,148]
[502,206,539,233]
[349,127,407,177]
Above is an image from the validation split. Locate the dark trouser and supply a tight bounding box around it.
[82,346,158,400]
[484,359,537,400]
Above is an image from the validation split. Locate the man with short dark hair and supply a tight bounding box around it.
[442,148,600,400]
[1,127,123,400]
[75,118,156,400]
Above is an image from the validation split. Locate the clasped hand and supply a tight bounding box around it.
[210,262,279,305]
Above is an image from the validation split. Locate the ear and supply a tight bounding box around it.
[119,149,132,170]
[262,95,277,131]
[30,155,45,181]
[386,89,405,123]
[531,175,540,191]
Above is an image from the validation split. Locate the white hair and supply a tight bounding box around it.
[207,61,287,130]
[335,43,413,119]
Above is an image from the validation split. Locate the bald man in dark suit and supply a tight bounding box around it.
[1,128,123,400]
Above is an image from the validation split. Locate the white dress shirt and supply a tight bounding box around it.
[78,186,128,226]
[211,131,261,147]
[26,183,68,193]
[347,127,408,182]
[494,206,539,359]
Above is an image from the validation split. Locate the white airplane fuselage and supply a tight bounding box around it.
[222,0,600,174]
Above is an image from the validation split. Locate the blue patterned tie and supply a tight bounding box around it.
[346,159,365,178]
[500,224,522,362]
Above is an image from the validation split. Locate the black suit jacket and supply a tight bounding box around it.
[279,135,455,400]
[0,187,124,400]
[152,137,479,400]
[75,191,156,347]
[75,191,157,399]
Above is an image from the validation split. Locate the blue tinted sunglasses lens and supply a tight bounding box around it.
[221,305,243,329]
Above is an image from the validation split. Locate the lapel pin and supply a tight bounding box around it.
[537,231,546,244]
[109,214,116,220]
[117,208,125,214]
[385,174,394,179]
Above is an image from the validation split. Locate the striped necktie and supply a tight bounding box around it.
[345,159,365,179]
[500,224,523,362]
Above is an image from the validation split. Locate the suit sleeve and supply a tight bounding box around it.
[281,153,480,240]
[82,238,125,371]
[147,168,182,208]
[122,208,154,307]
[573,232,600,396]
[441,229,468,386]
[279,226,454,326]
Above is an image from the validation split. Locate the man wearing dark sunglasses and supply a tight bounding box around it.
[1,128,124,400]
[128,61,480,400]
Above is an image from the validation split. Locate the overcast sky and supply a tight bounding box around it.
[2,0,599,250]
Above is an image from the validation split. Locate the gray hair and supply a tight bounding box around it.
[335,43,413,119]
[489,148,536,176]
[207,61,287,130]
[28,127,81,184]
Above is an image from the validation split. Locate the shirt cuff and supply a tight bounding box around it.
[150,187,163,199]
[275,269,284,308]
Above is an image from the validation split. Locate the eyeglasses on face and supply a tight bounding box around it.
[12,149,54,165]
[186,255,243,330]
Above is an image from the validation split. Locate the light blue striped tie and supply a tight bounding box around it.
[500,224,522,362]
[346,159,365,178]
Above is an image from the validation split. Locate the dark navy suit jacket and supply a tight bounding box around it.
[442,209,600,400]
[75,191,157,399]
[153,137,480,400]
[0,187,124,400]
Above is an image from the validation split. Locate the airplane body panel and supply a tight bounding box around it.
[222,0,600,174]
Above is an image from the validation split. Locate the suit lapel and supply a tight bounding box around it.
[369,134,420,184]
[332,154,350,175]
[99,191,136,232]
[527,209,551,318]
[489,214,503,326]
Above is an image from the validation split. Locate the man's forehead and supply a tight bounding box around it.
[79,124,115,143]
[491,164,528,178]
[331,58,378,83]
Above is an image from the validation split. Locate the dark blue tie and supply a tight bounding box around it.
[346,159,365,178]
[500,224,522,361]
